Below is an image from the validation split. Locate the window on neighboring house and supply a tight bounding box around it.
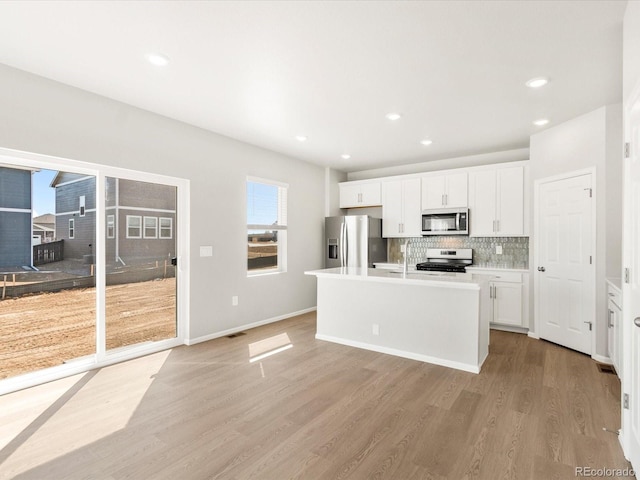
[79,195,86,217]
[246,177,288,274]
[159,217,173,239]
[69,219,75,239]
[144,216,158,239]
[126,215,142,239]
[106,215,115,239]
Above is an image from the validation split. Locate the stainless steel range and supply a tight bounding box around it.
[416,248,473,273]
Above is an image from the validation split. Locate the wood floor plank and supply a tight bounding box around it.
[0,314,632,480]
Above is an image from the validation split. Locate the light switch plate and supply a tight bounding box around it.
[200,246,213,257]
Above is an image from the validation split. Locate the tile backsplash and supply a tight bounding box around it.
[388,236,529,269]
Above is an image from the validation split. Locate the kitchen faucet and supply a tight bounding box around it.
[403,239,411,277]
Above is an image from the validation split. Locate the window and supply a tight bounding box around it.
[143,216,158,239]
[246,177,287,274]
[68,218,75,239]
[106,215,115,239]
[126,215,142,238]
[159,217,173,239]
[79,195,86,217]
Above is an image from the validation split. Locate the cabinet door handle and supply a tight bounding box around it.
[608,310,612,328]
[445,194,448,206]
[496,219,500,232]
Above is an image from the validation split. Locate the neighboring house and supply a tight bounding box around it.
[52,174,176,265]
[106,177,176,266]
[51,172,96,263]
[32,213,55,244]
[0,166,33,269]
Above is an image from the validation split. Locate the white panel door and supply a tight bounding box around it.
[497,166,524,235]
[537,173,593,354]
[382,180,403,238]
[622,89,640,472]
[469,169,497,236]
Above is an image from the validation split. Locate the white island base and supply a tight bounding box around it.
[306,268,490,374]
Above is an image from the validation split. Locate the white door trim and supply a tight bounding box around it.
[532,167,596,357]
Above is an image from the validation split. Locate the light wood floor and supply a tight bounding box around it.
[0,312,633,479]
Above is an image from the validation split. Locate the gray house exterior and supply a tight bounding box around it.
[51,172,96,262]
[53,174,176,266]
[0,166,32,269]
[105,178,176,265]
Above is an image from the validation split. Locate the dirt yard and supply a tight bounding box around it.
[0,279,176,380]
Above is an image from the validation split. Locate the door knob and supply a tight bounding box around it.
[634,317,640,328]
[538,266,546,272]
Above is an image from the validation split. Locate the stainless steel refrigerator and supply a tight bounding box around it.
[325,215,387,268]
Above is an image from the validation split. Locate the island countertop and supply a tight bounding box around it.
[305,267,491,290]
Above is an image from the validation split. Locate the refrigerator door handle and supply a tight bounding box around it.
[340,222,347,267]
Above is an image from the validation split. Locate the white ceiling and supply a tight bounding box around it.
[0,1,627,172]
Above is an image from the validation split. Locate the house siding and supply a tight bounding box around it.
[0,167,31,268]
[54,176,96,261]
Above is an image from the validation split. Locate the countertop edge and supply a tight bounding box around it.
[305,269,482,290]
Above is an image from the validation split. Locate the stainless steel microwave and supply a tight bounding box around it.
[421,208,469,236]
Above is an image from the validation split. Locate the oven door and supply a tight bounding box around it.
[421,208,468,235]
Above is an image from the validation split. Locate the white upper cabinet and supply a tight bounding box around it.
[421,172,468,210]
[382,178,421,238]
[339,181,382,208]
[469,165,525,236]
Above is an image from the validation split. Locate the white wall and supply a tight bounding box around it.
[624,0,640,104]
[529,105,622,358]
[347,148,529,181]
[0,63,325,341]
[324,167,347,217]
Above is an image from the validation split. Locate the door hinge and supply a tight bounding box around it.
[625,267,630,283]
[624,393,630,410]
[625,142,630,159]
[584,188,592,198]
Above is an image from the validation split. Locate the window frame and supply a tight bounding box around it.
[126,215,142,239]
[246,176,288,276]
[68,218,75,239]
[143,216,158,239]
[79,195,86,217]
[159,217,173,239]
[106,214,115,239]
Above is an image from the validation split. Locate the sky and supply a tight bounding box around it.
[247,181,279,226]
[32,169,56,217]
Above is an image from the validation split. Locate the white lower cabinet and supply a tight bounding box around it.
[469,269,529,329]
[607,281,622,377]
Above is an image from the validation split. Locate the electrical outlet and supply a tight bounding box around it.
[232,296,238,306]
[200,245,213,257]
[372,324,380,335]
[496,245,503,255]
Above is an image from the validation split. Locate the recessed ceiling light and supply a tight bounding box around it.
[341,154,351,160]
[295,135,308,142]
[526,77,549,88]
[420,139,433,146]
[533,118,549,126]
[147,53,170,67]
[385,113,402,121]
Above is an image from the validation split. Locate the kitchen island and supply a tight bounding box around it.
[305,267,491,373]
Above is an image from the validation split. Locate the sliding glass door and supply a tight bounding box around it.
[0,149,187,393]
[105,177,177,351]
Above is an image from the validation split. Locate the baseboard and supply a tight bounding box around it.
[490,324,529,334]
[592,353,613,365]
[185,307,317,346]
[315,333,481,374]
